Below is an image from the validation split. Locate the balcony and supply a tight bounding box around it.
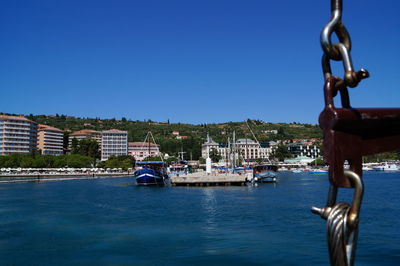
[3,140,30,144]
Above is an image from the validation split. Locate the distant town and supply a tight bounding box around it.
[0,114,323,164]
[0,114,398,170]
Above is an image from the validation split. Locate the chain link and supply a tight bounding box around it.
[321,0,369,88]
[312,170,364,266]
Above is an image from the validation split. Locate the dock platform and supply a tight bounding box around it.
[171,172,248,186]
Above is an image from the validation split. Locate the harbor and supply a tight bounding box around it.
[0,171,399,265]
[1,0,399,264]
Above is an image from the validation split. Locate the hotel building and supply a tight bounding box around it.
[0,115,38,155]
[201,136,271,162]
[234,138,271,161]
[287,142,321,159]
[37,124,64,156]
[101,129,128,161]
[128,142,161,161]
[68,129,101,148]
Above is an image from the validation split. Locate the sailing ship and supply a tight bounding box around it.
[133,132,169,186]
[245,121,278,183]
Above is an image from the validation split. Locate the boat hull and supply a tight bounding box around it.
[135,168,166,186]
[253,171,277,183]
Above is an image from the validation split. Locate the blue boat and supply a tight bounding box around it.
[308,168,328,174]
[134,161,169,186]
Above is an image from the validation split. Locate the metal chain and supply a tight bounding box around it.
[321,0,369,88]
[312,170,364,266]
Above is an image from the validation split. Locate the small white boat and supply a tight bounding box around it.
[308,168,328,174]
[292,169,303,173]
[373,163,399,171]
[382,163,399,171]
[373,165,385,171]
[362,166,373,171]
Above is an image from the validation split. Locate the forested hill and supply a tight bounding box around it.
[15,114,323,160]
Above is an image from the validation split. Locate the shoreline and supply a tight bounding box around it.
[0,173,133,184]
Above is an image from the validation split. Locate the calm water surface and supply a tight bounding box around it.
[0,172,399,265]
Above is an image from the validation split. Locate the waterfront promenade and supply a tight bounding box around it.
[0,168,132,183]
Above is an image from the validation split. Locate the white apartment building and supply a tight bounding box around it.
[37,124,64,156]
[0,115,38,155]
[101,129,128,161]
[128,142,161,161]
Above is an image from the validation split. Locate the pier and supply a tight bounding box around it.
[171,172,248,186]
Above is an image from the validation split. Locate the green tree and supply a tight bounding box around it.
[54,155,68,168]
[311,158,325,166]
[143,156,163,161]
[33,156,46,168]
[20,156,34,168]
[43,155,56,167]
[71,139,100,165]
[209,148,221,163]
[66,154,93,168]
[164,156,178,165]
[103,155,135,170]
[71,138,79,154]
[5,154,23,167]
[63,132,69,152]
[272,144,292,161]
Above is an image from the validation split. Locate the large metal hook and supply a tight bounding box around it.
[311,170,364,228]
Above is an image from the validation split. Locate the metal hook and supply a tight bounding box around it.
[311,170,364,228]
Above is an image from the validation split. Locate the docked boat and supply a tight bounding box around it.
[252,164,278,183]
[371,163,399,171]
[134,161,169,186]
[372,164,385,171]
[168,162,190,177]
[292,168,304,173]
[362,166,373,171]
[133,131,169,185]
[308,168,328,174]
[380,163,399,171]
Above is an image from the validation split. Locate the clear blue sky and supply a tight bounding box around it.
[1,0,399,124]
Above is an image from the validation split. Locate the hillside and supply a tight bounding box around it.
[4,113,323,160]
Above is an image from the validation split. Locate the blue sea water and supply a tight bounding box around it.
[0,172,399,265]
